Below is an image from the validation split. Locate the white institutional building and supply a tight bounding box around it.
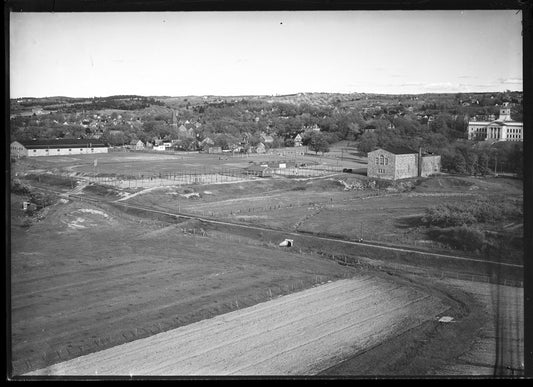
[467,102,523,142]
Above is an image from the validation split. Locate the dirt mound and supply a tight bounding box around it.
[303,178,347,191]
[56,203,116,231]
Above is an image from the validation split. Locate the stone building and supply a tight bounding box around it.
[367,146,440,180]
[467,102,523,142]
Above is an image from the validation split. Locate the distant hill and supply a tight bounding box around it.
[11,91,523,117]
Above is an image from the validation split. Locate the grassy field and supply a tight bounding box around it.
[13,149,365,178]
[124,170,523,260]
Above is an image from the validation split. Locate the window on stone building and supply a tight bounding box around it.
[380,155,384,165]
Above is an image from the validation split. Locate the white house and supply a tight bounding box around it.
[255,143,267,154]
[294,133,303,147]
[260,133,274,144]
[129,139,145,150]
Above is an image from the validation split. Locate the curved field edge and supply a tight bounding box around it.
[25,275,449,376]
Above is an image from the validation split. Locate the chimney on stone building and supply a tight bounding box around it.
[418,147,422,177]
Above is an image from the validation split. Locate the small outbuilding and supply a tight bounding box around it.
[246,164,273,177]
[279,239,294,247]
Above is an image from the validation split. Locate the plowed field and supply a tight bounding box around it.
[26,276,447,376]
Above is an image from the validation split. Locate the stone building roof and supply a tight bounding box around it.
[371,146,416,155]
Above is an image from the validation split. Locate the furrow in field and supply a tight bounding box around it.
[227,295,446,375]
[141,283,410,375]
[185,293,432,375]
[25,277,383,371]
[26,277,445,376]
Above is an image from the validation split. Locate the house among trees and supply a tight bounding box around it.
[255,142,266,154]
[467,102,523,142]
[31,107,45,115]
[367,146,441,180]
[199,137,215,149]
[303,124,321,133]
[10,139,108,157]
[294,133,303,147]
[207,146,223,154]
[178,124,189,137]
[129,139,145,150]
[260,133,274,144]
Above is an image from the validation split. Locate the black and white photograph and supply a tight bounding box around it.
[6,0,530,379]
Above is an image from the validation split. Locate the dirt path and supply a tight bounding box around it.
[428,280,524,376]
[321,277,524,376]
[26,276,447,376]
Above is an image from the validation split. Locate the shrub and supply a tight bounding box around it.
[427,226,485,251]
[422,199,522,227]
[29,192,55,209]
[422,205,477,227]
[11,179,32,195]
[84,184,119,197]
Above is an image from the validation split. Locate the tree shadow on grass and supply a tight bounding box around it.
[349,168,367,176]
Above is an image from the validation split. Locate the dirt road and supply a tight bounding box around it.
[429,280,524,376]
[320,277,524,376]
[26,276,447,376]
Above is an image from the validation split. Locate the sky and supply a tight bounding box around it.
[9,10,523,98]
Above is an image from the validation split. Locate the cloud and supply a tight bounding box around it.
[397,82,424,87]
[501,78,522,84]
